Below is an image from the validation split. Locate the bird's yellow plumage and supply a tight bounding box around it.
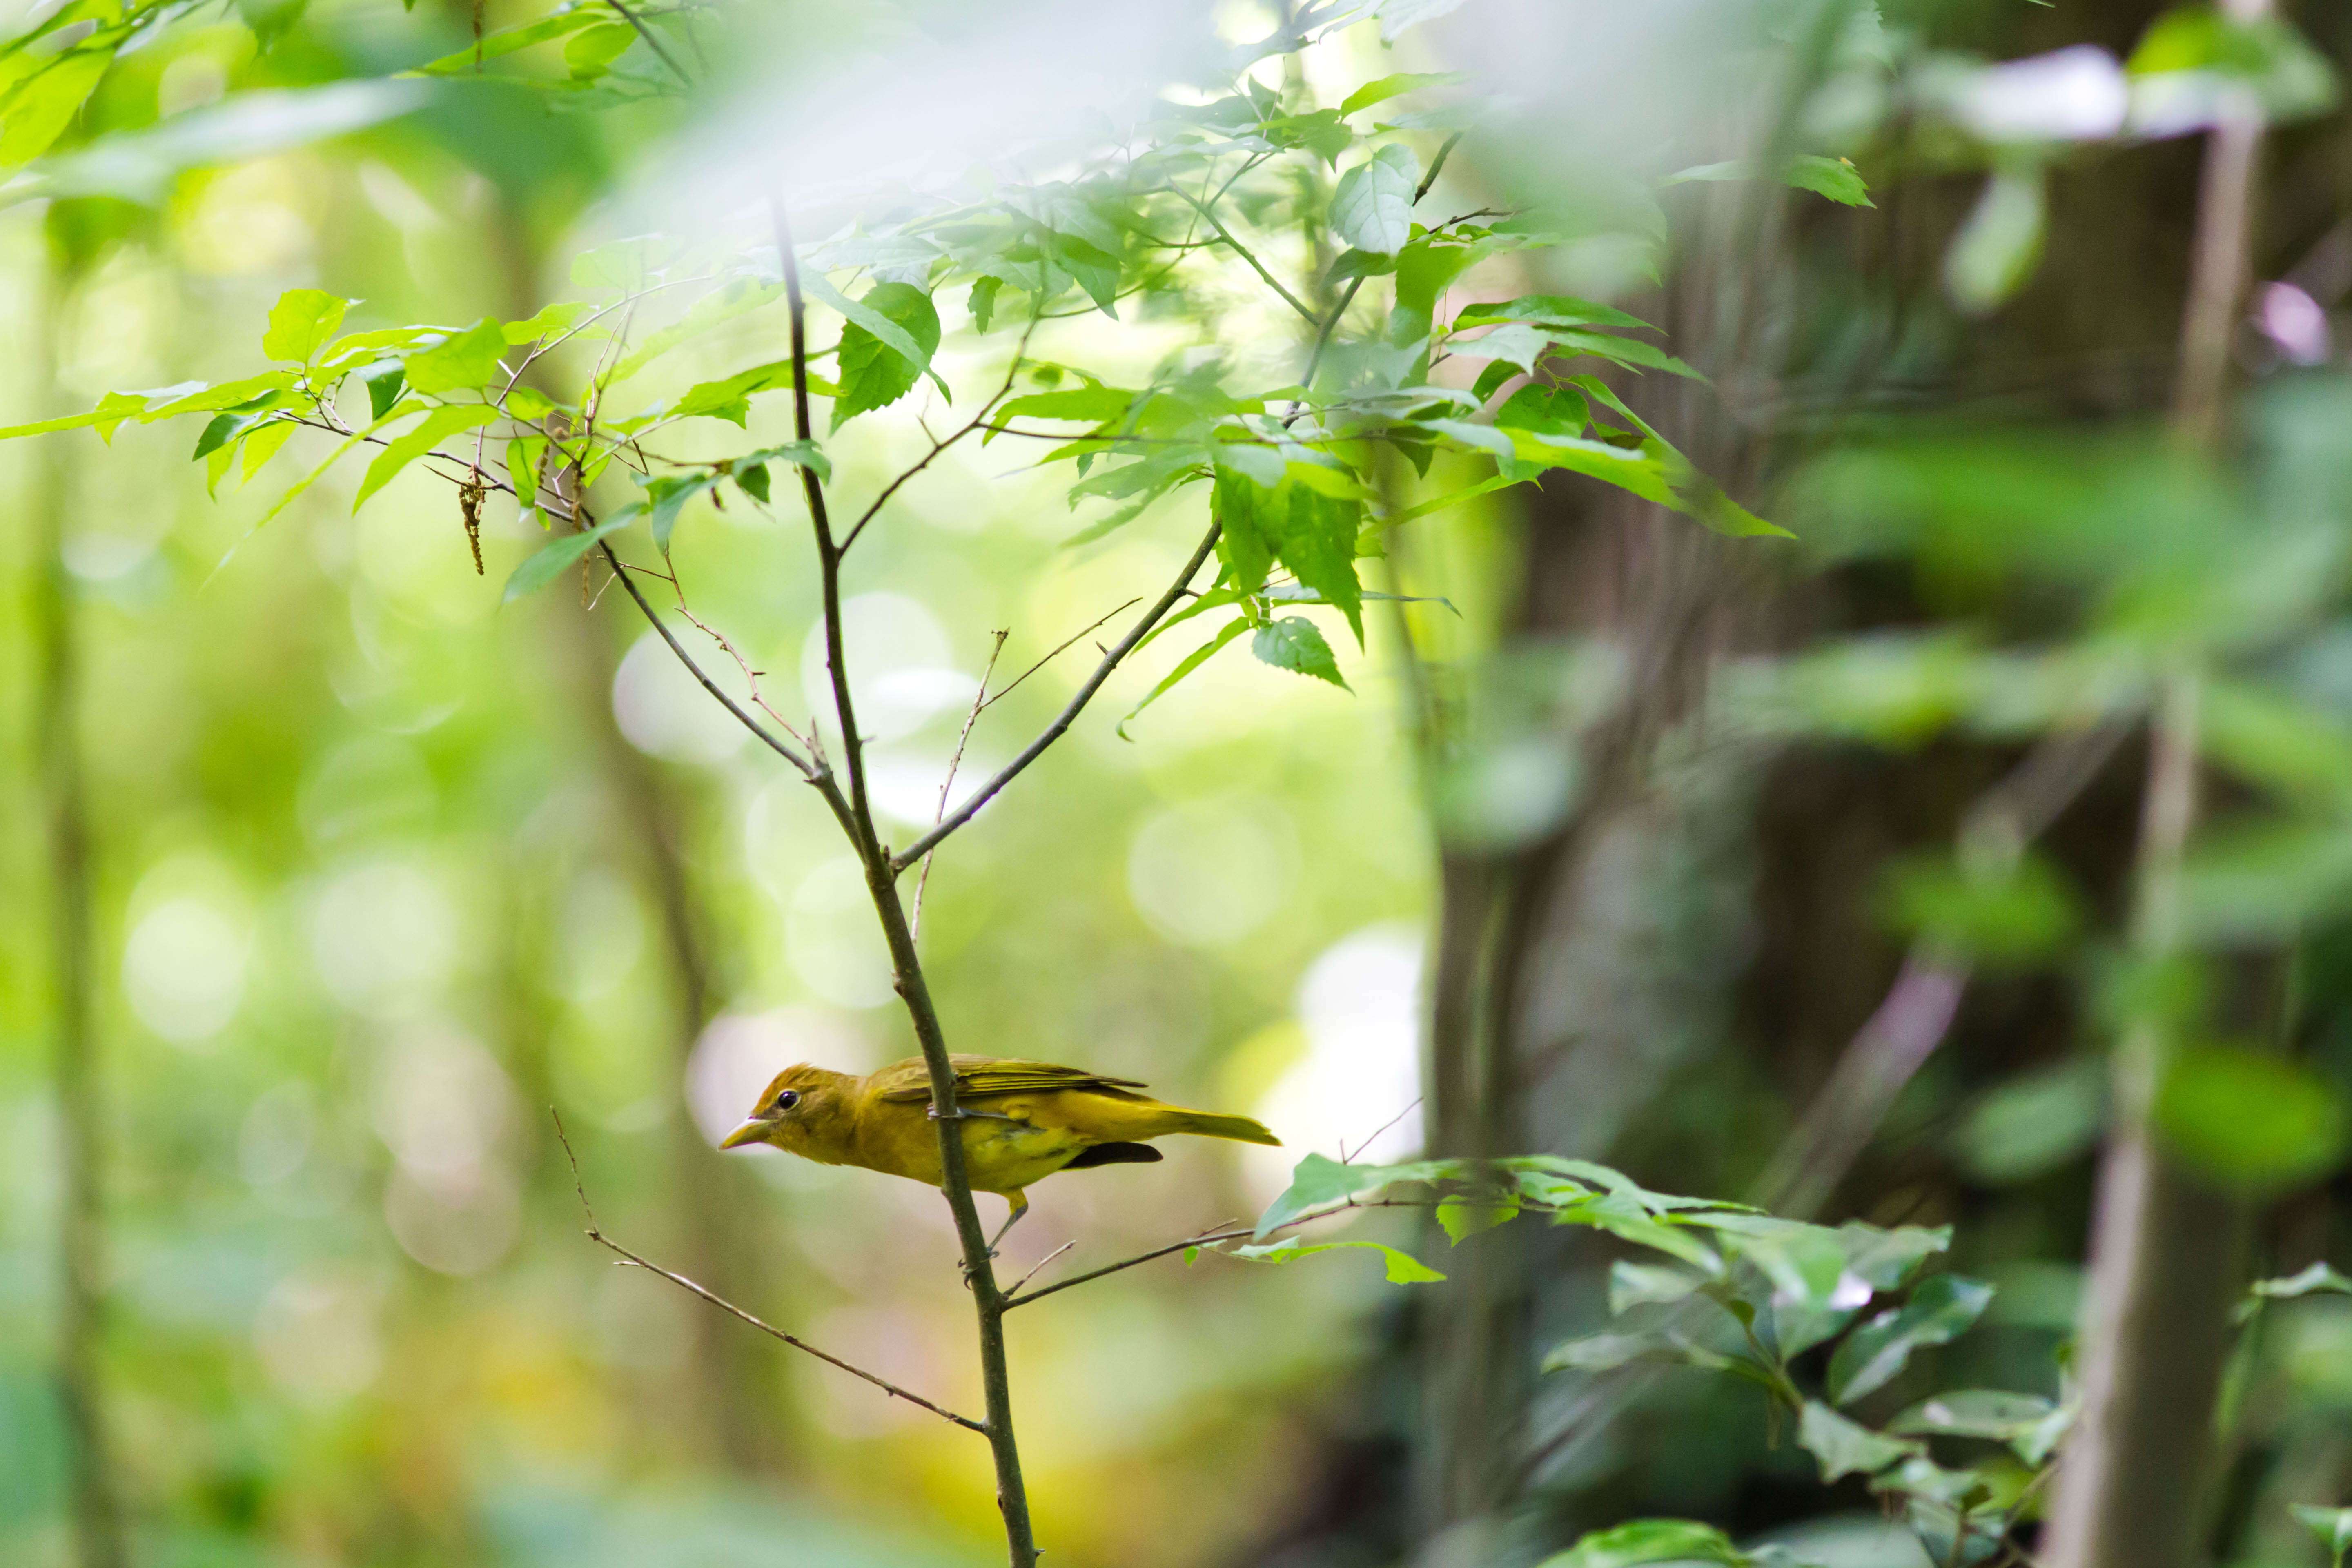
[721,1054,1279,1238]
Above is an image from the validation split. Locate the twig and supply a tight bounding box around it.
[911,629,1008,940]
[1004,1196,1482,1310]
[603,0,690,86]
[1168,185,1319,326]
[889,523,1223,873]
[596,540,817,778]
[1339,1097,1422,1166]
[1006,1241,1076,1298]
[980,599,1143,712]
[550,1110,985,1434]
[839,312,1042,553]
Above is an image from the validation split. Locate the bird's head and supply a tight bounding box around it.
[720,1063,854,1156]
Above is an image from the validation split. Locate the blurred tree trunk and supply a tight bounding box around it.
[1405,0,2330,1559]
[2042,0,2277,1553]
[36,243,127,1568]
[486,205,774,1474]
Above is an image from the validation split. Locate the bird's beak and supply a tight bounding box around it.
[719,1120,768,1150]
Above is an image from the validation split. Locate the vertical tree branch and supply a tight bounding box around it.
[2043,5,2270,1555]
[36,251,128,1568]
[772,196,1040,1568]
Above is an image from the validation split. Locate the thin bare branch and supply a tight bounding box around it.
[912,628,1009,940]
[980,599,1142,712]
[1339,1097,1422,1166]
[1006,1240,1076,1298]
[889,523,1222,873]
[551,1111,985,1434]
[1168,185,1319,326]
[603,0,690,86]
[841,314,1042,553]
[1003,1194,1476,1310]
[596,540,818,778]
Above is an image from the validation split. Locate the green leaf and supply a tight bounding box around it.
[360,361,408,423]
[1609,1260,1709,1314]
[237,418,296,484]
[728,441,829,504]
[969,275,1002,331]
[1340,71,1470,118]
[1797,1402,1922,1483]
[1667,155,1873,208]
[1270,482,1365,644]
[1252,1152,1474,1238]
[1118,617,1252,737]
[2155,1044,2349,1194]
[503,300,597,345]
[1330,143,1420,257]
[1541,1332,1701,1374]
[1229,1235,1445,1284]
[800,269,934,379]
[407,7,606,74]
[1944,167,2046,316]
[1214,462,1278,595]
[656,359,797,428]
[262,290,351,363]
[1261,108,1354,166]
[633,472,724,556]
[1455,294,1657,333]
[252,427,370,528]
[2290,1505,2352,1568]
[831,281,943,430]
[190,392,282,461]
[1882,853,2081,967]
[1437,1196,1519,1243]
[1534,1519,1750,1568]
[1888,1390,2058,1445]
[502,509,639,604]
[1782,154,1873,207]
[1952,1057,2108,1184]
[0,47,112,169]
[353,405,500,510]
[995,384,1142,429]
[405,318,508,395]
[562,20,637,80]
[16,80,431,209]
[138,373,301,423]
[1827,1274,1995,1405]
[1253,616,1349,690]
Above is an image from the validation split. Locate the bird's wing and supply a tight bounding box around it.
[871,1055,1150,1103]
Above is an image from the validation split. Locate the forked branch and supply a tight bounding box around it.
[889,521,1223,873]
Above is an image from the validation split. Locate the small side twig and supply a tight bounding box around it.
[890,523,1222,873]
[603,0,690,86]
[1004,1195,1479,1310]
[1339,1097,1421,1166]
[1006,1241,1076,1298]
[550,1110,985,1434]
[980,599,1143,714]
[911,628,1009,940]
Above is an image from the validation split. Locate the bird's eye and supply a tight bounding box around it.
[772,1089,800,1112]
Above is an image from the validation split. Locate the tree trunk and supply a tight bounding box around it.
[487,203,773,1474]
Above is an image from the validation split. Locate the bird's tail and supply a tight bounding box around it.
[1166,1109,1282,1147]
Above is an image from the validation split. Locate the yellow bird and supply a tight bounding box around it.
[720,1054,1280,1246]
